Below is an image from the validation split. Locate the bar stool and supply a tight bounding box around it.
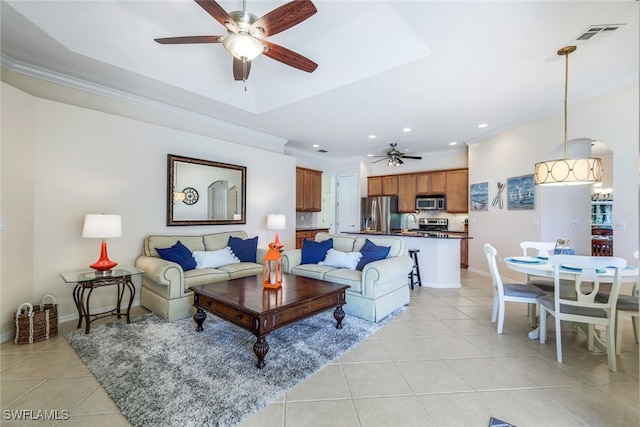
[408,249,422,289]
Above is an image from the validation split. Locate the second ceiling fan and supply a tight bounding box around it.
[154,0,318,82]
[372,143,423,166]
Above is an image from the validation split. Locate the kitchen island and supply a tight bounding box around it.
[348,231,471,289]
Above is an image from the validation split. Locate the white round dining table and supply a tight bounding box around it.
[504,256,639,340]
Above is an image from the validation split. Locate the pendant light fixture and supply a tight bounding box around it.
[534,46,603,186]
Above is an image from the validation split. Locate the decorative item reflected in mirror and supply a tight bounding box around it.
[167,154,246,226]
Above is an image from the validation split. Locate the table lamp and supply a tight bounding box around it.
[267,214,286,251]
[82,214,122,274]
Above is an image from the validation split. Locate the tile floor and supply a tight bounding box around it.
[1,269,638,426]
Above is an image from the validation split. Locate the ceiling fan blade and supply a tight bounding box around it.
[397,158,404,165]
[401,155,423,160]
[251,0,317,38]
[195,0,239,33]
[263,41,317,73]
[372,158,389,164]
[233,58,251,81]
[154,35,224,44]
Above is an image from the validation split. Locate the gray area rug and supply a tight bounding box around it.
[66,307,404,427]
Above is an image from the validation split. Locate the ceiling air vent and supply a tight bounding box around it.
[571,24,624,44]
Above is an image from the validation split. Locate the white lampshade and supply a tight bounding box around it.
[223,33,264,60]
[534,157,603,186]
[82,214,122,238]
[267,214,286,231]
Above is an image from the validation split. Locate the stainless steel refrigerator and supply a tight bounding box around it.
[361,196,401,233]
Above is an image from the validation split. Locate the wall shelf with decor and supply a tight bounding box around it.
[591,201,613,226]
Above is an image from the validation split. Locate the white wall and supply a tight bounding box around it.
[1,82,296,340]
[468,81,639,282]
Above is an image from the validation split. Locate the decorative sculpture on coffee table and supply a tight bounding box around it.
[262,242,283,289]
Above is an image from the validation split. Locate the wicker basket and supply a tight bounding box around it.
[14,295,59,344]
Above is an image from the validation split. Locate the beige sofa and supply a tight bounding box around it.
[135,231,265,321]
[281,232,413,322]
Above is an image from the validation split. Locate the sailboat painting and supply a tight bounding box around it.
[507,174,535,210]
[470,182,489,211]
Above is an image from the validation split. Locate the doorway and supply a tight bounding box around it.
[590,141,613,256]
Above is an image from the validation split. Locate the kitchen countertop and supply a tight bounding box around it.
[351,230,472,239]
[296,228,330,231]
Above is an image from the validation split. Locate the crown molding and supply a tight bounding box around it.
[0,53,289,150]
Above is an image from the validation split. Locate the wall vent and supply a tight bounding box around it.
[570,24,624,44]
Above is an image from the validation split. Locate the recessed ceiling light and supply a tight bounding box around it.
[402,128,411,132]
[368,135,376,139]
[478,123,488,128]
[312,144,319,148]
[449,141,457,146]
[367,154,373,157]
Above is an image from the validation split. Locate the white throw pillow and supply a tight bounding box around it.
[319,248,363,270]
[192,247,240,269]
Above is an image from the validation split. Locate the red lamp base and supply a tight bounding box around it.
[273,232,284,251]
[90,241,117,271]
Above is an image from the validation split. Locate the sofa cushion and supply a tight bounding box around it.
[183,268,230,289]
[301,238,333,264]
[354,236,404,257]
[291,264,337,280]
[145,235,205,257]
[203,231,248,251]
[320,249,362,270]
[356,239,391,271]
[228,236,258,263]
[218,262,263,279]
[192,247,239,269]
[323,269,362,292]
[315,232,355,253]
[156,241,197,271]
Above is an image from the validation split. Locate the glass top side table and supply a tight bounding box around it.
[60,266,144,334]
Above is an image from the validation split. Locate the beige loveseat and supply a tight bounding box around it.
[135,231,265,321]
[281,232,413,322]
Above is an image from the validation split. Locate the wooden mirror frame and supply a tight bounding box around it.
[167,154,246,226]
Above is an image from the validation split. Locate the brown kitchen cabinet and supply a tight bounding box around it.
[445,169,468,213]
[397,174,417,213]
[460,236,468,268]
[296,167,322,212]
[416,171,445,195]
[295,229,329,249]
[368,177,382,196]
[368,175,398,196]
[430,172,446,194]
[447,232,469,268]
[381,176,398,196]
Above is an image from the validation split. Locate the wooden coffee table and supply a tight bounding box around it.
[191,274,349,369]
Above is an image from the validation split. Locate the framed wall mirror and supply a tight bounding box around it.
[167,154,246,226]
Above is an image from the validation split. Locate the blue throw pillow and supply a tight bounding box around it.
[228,236,258,263]
[301,238,333,264]
[156,241,197,271]
[356,239,391,271]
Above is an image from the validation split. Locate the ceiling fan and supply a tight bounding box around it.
[372,143,423,166]
[154,0,318,82]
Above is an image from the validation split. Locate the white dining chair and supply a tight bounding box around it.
[520,241,556,292]
[484,244,546,334]
[595,250,639,354]
[539,254,627,372]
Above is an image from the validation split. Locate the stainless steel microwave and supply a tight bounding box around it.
[416,196,445,210]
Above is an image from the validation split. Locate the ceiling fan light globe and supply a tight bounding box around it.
[223,33,264,60]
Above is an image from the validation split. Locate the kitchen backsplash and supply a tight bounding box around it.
[402,212,468,232]
[295,212,317,229]
[297,211,468,232]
